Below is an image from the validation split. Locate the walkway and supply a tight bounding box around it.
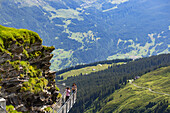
[57,91,77,113]
[53,83,77,113]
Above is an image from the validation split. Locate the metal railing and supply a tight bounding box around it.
[0,84,77,113]
[56,91,77,113]
[0,92,77,113]
[0,98,6,113]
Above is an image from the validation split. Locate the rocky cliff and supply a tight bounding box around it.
[0,25,61,112]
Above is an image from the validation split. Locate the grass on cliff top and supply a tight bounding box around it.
[0,25,42,53]
[0,25,54,59]
[57,62,125,81]
[0,25,42,44]
[90,66,170,113]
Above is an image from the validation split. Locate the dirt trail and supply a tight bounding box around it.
[129,80,170,96]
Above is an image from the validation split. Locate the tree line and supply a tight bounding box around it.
[56,59,132,75]
[59,54,170,113]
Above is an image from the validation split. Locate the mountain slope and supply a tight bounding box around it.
[61,54,170,113]
[0,0,170,70]
[95,66,170,113]
[56,59,131,81]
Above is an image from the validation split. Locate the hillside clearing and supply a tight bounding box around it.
[57,62,126,81]
[97,66,170,113]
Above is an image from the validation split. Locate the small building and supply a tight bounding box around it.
[97,64,102,66]
[134,76,140,80]
[128,79,134,83]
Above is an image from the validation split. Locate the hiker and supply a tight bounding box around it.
[72,83,77,93]
[65,87,70,102]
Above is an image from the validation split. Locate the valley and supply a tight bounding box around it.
[0,0,170,112]
[0,24,169,113]
[0,0,169,70]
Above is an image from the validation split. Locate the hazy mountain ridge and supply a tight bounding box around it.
[0,0,169,70]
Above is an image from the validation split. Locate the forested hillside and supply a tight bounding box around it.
[56,59,132,80]
[96,66,170,113]
[0,0,170,70]
[60,54,170,113]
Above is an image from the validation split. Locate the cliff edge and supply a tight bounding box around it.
[0,25,61,112]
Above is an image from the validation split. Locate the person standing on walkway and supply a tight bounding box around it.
[65,87,70,102]
[72,83,77,93]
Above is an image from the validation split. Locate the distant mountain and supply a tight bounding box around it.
[0,0,170,70]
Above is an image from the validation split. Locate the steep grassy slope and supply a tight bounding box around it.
[92,66,170,113]
[0,0,170,70]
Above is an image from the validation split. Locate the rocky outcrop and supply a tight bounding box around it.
[0,25,61,112]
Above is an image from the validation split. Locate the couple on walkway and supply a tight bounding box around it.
[65,83,77,102]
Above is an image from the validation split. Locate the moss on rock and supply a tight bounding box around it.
[0,25,61,113]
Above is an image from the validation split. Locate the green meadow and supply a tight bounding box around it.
[57,62,126,81]
[86,66,170,113]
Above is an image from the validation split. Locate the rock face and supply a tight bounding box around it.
[0,25,61,112]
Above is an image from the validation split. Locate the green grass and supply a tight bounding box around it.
[62,19,100,45]
[50,49,74,71]
[63,23,101,44]
[3,60,49,94]
[6,105,22,113]
[107,32,170,60]
[94,66,170,113]
[45,6,84,21]
[0,25,58,94]
[57,62,126,81]
[0,25,42,55]
[134,66,170,94]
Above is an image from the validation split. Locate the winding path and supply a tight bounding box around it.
[129,80,170,96]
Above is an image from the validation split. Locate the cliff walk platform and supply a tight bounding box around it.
[53,83,77,113]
